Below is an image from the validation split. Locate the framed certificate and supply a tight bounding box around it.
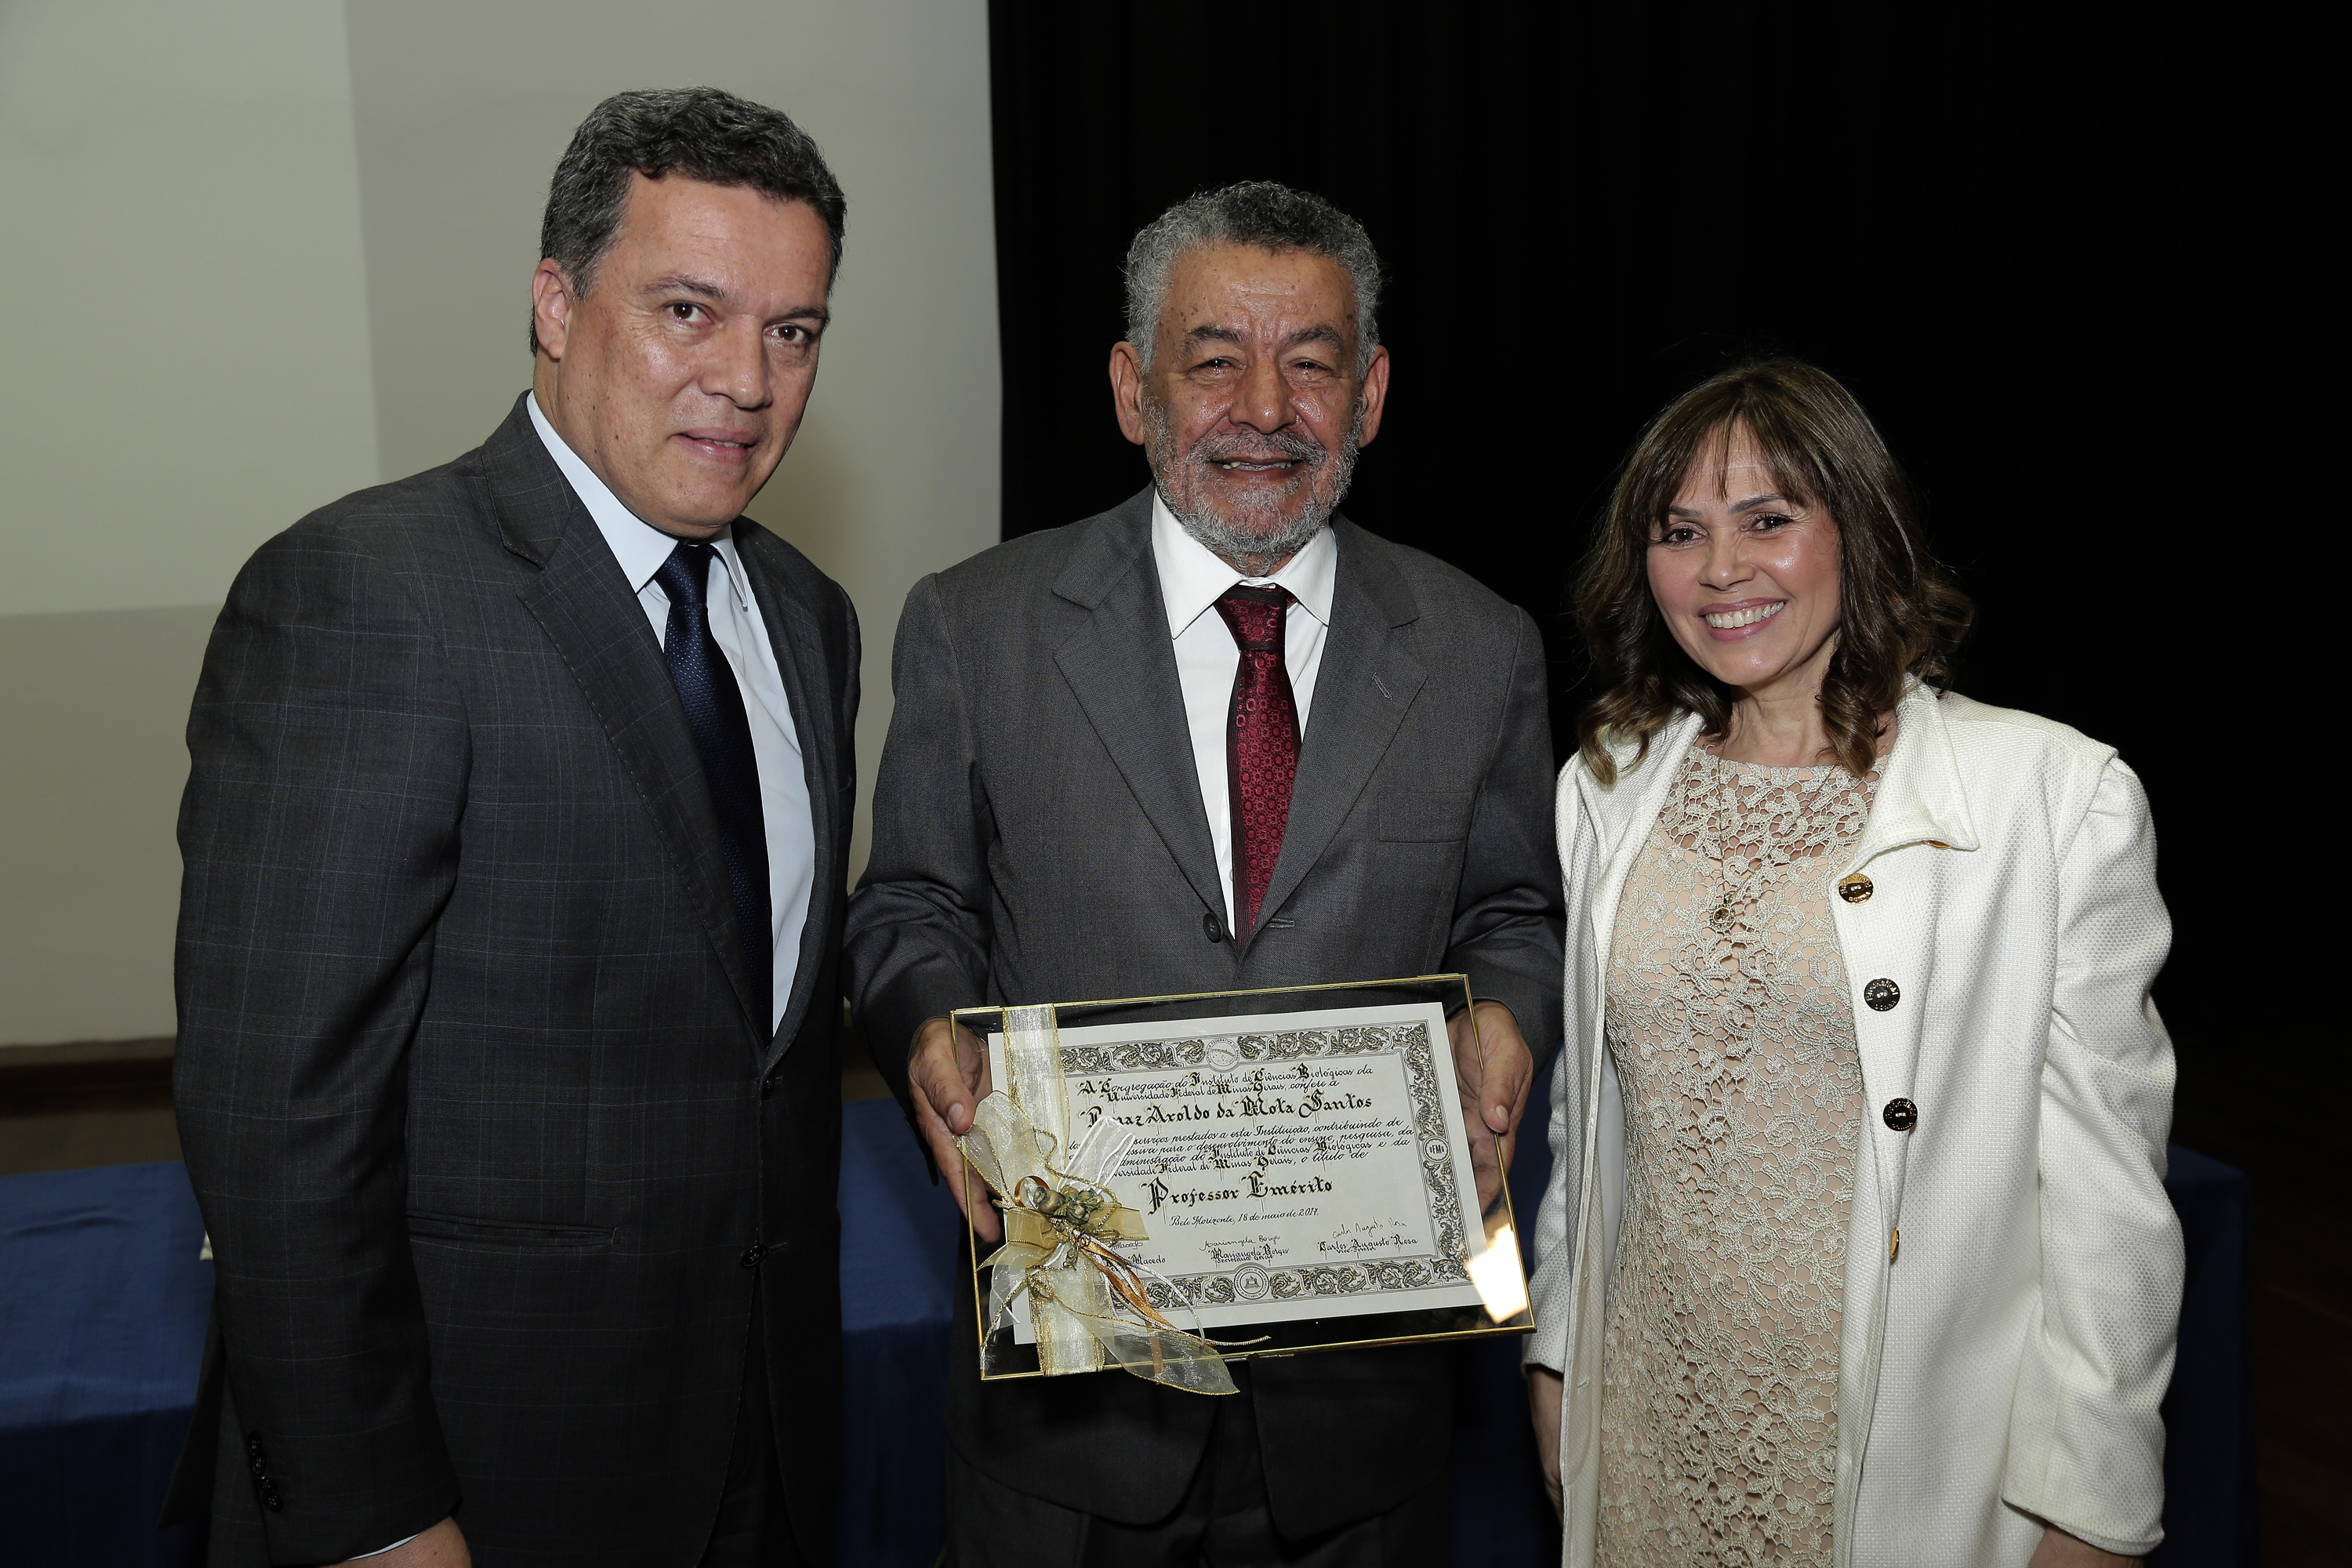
[950,975,1534,1385]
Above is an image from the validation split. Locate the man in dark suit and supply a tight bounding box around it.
[169,89,856,1567]
[845,183,1564,1565]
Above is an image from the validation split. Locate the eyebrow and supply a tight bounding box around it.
[647,272,728,301]
[1179,322,1350,357]
[1664,492,1791,519]
[644,272,832,328]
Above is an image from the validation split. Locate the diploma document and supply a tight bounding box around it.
[982,997,1495,1339]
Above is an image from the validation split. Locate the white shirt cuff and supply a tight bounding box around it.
[347,1531,423,1559]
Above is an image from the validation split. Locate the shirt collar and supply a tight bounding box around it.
[528,390,752,613]
[1149,490,1338,638]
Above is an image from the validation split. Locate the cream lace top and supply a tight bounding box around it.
[1596,743,1879,1567]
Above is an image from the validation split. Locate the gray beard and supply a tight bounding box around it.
[1146,397,1363,576]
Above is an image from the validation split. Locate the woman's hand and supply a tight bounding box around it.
[1527,1366,1564,1519]
[2026,1525,2140,1566]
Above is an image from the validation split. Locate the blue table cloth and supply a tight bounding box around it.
[2148,1145,2261,1566]
[0,1162,210,1567]
[0,1083,2256,1567]
[836,1098,964,1565]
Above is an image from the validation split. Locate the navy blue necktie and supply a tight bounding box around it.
[655,542,771,1022]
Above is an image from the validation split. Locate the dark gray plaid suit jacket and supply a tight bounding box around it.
[844,488,1563,1536]
[166,395,858,1566]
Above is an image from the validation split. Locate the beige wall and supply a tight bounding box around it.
[0,0,999,1046]
[0,608,219,1044]
[0,0,379,1044]
[0,0,383,617]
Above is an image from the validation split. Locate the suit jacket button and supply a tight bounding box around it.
[1838,873,1873,903]
[740,1243,766,1269]
[245,1432,266,1458]
[1203,911,1225,944]
[1883,1098,1918,1132]
[1863,978,1900,1011]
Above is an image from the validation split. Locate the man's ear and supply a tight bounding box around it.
[532,260,577,360]
[1109,340,1149,447]
[1353,344,1392,448]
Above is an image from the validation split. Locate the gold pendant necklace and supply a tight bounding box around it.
[1708,746,1823,936]
[1709,766,1737,930]
[1709,748,1743,933]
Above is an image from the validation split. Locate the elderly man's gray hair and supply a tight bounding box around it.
[1123,182,1383,374]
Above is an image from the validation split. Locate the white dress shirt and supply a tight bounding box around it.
[1150,492,1338,931]
[529,392,814,1033]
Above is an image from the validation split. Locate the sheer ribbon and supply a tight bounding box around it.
[956,1006,1241,1395]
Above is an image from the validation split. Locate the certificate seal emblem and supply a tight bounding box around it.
[1207,1043,1240,1072]
[1232,1264,1271,1301]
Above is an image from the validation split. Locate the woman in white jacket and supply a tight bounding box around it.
[1524,360,2180,1568]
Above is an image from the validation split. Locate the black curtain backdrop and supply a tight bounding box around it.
[988,2,2274,1091]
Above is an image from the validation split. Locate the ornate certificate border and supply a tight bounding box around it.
[1053,1018,1475,1318]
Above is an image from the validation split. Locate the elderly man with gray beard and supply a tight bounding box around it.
[845,182,1563,1566]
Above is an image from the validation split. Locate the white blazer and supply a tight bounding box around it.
[1526,684,2183,1567]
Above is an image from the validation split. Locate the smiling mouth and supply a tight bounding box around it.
[674,433,760,466]
[1704,602,1784,630]
[1212,458,1302,472]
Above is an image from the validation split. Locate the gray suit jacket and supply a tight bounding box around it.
[167,395,858,1566]
[844,488,1562,1533]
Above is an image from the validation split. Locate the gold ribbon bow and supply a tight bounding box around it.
[955,1007,1239,1396]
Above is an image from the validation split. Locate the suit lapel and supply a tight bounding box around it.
[1051,497,1228,922]
[1252,520,1424,939]
[733,525,841,1062]
[483,397,765,1039]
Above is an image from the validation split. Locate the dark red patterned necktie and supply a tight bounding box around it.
[1214,584,1299,941]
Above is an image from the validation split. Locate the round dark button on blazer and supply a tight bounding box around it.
[1864,978,1901,1011]
[1882,1097,1918,1132]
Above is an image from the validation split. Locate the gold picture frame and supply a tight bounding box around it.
[949,973,1536,1381]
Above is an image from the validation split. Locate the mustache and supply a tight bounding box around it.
[1185,428,1327,467]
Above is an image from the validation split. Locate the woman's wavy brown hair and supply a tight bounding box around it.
[1574,359,1973,784]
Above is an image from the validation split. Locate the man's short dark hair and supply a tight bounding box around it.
[531,87,847,354]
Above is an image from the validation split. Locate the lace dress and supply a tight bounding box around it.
[1595,744,1879,1567]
